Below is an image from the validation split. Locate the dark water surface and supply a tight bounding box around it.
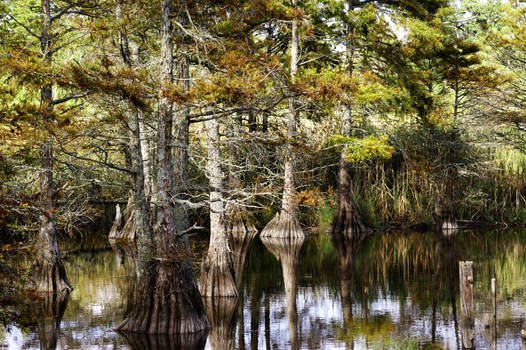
[2,230,526,349]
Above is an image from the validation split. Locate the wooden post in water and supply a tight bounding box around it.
[491,277,497,349]
[459,261,475,349]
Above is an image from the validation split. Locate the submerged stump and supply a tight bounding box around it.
[459,261,475,349]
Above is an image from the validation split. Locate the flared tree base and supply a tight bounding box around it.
[328,193,371,262]
[200,247,238,298]
[226,206,257,240]
[260,212,304,239]
[32,258,73,294]
[109,198,136,243]
[115,261,209,334]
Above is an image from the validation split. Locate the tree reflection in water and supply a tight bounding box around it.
[261,235,305,350]
[202,297,238,350]
[118,331,207,350]
[38,293,69,350]
[4,229,526,349]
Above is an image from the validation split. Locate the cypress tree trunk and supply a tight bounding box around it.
[173,94,189,198]
[328,157,370,257]
[127,109,154,262]
[109,195,137,242]
[441,126,458,232]
[116,0,208,333]
[224,115,257,287]
[139,112,155,203]
[200,118,238,298]
[328,0,370,249]
[109,6,152,247]
[261,0,304,239]
[173,26,190,229]
[33,0,72,294]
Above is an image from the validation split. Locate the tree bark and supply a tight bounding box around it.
[173,24,190,229]
[328,0,370,250]
[116,0,208,334]
[109,194,137,242]
[261,0,304,240]
[110,5,153,252]
[33,0,72,294]
[139,113,154,201]
[441,129,458,232]
[127,108,154,262]
[201,118,238,298]
[224,114,258,288]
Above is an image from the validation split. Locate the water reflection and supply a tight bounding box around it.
[111,242,137,272]
[261,236,305,350]
[202,297,238,350]
[38,293,69,350]
[119,331,207,350]
[4,229,526,349]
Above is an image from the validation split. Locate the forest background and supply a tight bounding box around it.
[1,0,525,237]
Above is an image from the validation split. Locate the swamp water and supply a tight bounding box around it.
[2,230,526,349]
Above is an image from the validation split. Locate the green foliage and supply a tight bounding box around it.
[329,135,394,164]
[316,198,336,233]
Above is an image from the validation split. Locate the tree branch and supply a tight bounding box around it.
[7,14,40,40]
[51,1,86,23]
[56,142,133,174]
[51,93,89,105]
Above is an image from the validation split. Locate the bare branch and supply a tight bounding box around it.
[7,14,40,40]
[50,1,91,23]
[52,93,89,105]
